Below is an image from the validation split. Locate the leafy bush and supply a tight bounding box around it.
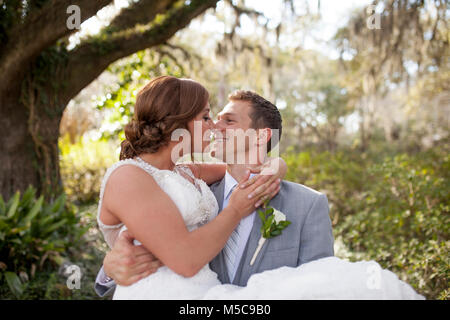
[59,134,118,204]
[335,153,449,299]
[0,187,89,299]
[284,148,368,225]
[284,148,449,299]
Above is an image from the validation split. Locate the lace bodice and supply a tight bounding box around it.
[97,157,219,248]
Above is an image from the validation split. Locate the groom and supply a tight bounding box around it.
[94,90,334,297]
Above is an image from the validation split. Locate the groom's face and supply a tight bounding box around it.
[211,100,256,164]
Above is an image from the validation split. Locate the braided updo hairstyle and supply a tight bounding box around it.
[120,76,209,160]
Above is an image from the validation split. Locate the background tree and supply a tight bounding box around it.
[0,0,219,199]
[333,0,448,151]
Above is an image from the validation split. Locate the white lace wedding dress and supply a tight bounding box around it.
[97,157,424,300]
[97,157,222,299]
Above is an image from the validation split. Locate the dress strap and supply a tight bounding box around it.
[175,164,196,180]
[135,156,158,174]
[175,165,203,193]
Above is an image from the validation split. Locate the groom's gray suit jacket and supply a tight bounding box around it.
[94,178,334,296]
[208,178,334,286]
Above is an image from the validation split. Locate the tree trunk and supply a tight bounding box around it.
[0,76,64,200]
[1,85,38,200]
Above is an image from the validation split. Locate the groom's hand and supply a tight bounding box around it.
[103,230,163,286]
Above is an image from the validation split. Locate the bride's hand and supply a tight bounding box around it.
[228,170,274,218]
[239,157,286,207]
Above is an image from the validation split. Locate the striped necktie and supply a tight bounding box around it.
[223,185,241,282]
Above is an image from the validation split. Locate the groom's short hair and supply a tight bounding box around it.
[228,90,282,152]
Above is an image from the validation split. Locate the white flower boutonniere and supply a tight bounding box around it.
[250,202,291,266]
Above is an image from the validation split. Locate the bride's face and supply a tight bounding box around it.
[186,103,215,154]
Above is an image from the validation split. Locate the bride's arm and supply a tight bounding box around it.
[185,157,287,185]
[185,157,287,207]
[185,163,227,185]
[103,165,268,277]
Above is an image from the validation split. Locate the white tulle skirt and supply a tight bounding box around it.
[114,257,425,300]
[113,265,221,300]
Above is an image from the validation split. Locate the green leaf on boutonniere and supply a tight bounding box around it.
[258,209,266,222]
[250,201,292,266]
[258,201,291,239]
[271,229,282,236]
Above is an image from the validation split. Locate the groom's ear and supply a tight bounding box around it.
[256,128,272,146]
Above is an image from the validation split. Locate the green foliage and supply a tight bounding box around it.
[0,186,87,298]
[4,271,23,298]
[284,147,449,299]
[284,147,368,224]
[59,134,118,204]
[96,49,186,141]
[336,152,449,300]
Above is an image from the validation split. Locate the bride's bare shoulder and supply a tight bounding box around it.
[105,163,159,194]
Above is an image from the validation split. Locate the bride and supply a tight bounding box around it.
[97,76,424,300]
[97,76,285,299]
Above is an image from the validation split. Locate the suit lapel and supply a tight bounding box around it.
[211,178,225,212]
[209,178,232,283]
[233,192,284,285]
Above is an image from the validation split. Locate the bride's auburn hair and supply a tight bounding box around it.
[120,76,209,160]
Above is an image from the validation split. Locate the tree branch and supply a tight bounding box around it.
[223,0,266,40]
[154,47,186,75]
[224,0,264,19]
[0,0,113,87]
[163,42,204,68]
[107,0,178,33]
[63,0,218,102]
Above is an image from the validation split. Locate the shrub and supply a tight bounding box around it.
[59,134,118,204]
[284,148,368,225]
[334,153,449,299]
[284,148,449,299]
[0,187,89,298]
